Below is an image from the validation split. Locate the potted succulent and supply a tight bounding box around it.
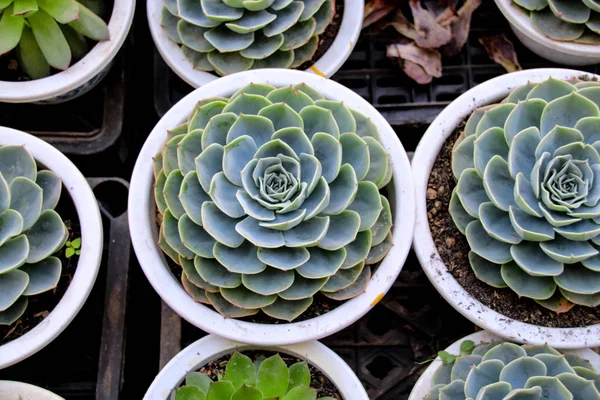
[0,381,64,400]
[0,0,136,103]
[143,334,368,399]
[408,330,600,400]
[494,0,600,66]
[412,68,600,349]
[146,0,362,87]
[129,69,414,344]
[0,126,103,368]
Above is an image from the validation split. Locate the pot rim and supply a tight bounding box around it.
[493,0,600,58]
[0,381,64,400]
[408,330,600,400]
[146,0,362,87]
[412,68,600,349]
[143,335,368,400]
[128,68,415,345]
[0,127,103,368]
[0,0,136,103]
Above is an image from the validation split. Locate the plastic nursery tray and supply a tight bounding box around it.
[0,178,131,400]
[0,51,127,156]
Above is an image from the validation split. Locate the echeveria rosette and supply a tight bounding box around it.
[154,83,394,322]
[450,78,600,312]
[175,352,336,399]
[513,0,600,44]
[0,146,68,326]
[160,0,335,76]
[426,341,600,400]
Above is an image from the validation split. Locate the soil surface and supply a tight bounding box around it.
[0,184,81,345]
[427,125,600,328]
[297,0,344,71]
[186,350,342,399]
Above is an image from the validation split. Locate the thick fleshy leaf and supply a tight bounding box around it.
[164,170,186,219]
[452,134,476,179]
[370,196,392,246]
[267,86,314,114]
[190,101,227,131]
[221,285,277,308]
[208,52,254,75]
[202,202,245,248]
[195,256,242,288]
[213,241,266,274]
[340,133,369,181]
[479,202,521,244]
[341,230,372,268]
[296,247,345,278]
[163,210,195,259]
[0,269,28,311]
[554,262,600,294]
[201,0,244,21]
[363,137,389,188]
[262,1,304,36]
[507,82,538,103]
[0,146,36,184]
[438,380,466,400]
[67,2,109,40]
[474,127,510,176]
[35,170,61,212]
[256,247,309,270]
[196,143,225,193]
[321,164,357,215]
[504,100,545,146]
[252,49,294,69]
[527,78,575,103]
[456,169,488,218]
[309,132,341,183]
[29,9,72,70]
[242,0,275,11]
[162,134,183,176]
[313,100,356,135]
[201,113,238,150]
[278,274,327,300]
[509,127,541,179]
[299,153,322,195]
[227,115,274,148]
[177,130,203,176]
[541,92,599,136]
[312,0,334,34]
[476,103,516,136]
[464,360,505,399]
[0,5,24,55]
[254,138,298,161]
[0,296,28,326]
[178,20,215,53]
[179,215,217,258]
[290,35,318,68]
[557,373,600,400]
[9,177,41,231]
[18,24,51,79]
[540,236,598,263]
[260,210,306,231]
[262,297,312,321]
[0,210,22,248]
[300,105,340,140]
[237,191,275,221]
[535,126,583,159]
[469,251,507,288]
[365,231,392,264]
[514,174,542,217]
[242,268,295,295]
[483,156,515,212]
[451,355,484,381]
[319,210,360,251]
[180,257,218,292]
[500,356,547,390]
[322,265,371,300]
[501,261,557,300]
[178,0,218,27]
[449,189,476,234]
[465,220,512,264]
[560,287,600,307]
[180,171,211,226]
[509,206,555,242]
[222,137,257,189]
[26,210,67,264]
[347,181,383,231]
[236,216,285,248]
[158,224,180,264]
[160,7,181,43]
[321,261,364,292]
[531,354,575,377]
[206,291,259,317]
[531,152,551,198]
[182,272,210,303]
[0,235,28,274]
[511,241,564,276]
[226,10,276,34]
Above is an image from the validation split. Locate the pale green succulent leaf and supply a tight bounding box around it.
[206,291,259,317]
[296,247,344,278]
[190,101,227,131]
[36,170,61,211]
[240,31,284,59]
[278,274,327,300]
[532,354,575,376]
[541,92,599,136]
[507,82,538,102]
[262,1,303,36]
[226,10,276,34]
[476,103,516,137]
[242,267,294,295]
[318,210,360,251]
[177,129,203,176]
[483,156,515,212]
[227,114,274,148]
[370,196,392,246]
[181,257,218,291]
[578,87,600,109]
[464,360,505,399]
[267,86,314,113]
[557,373,600,400]
[363,136,389,188]
[314,100,356,135]
[451,355,483,381]
[465,220,512,264]
[181,272,210,303]
[509,205,555,242]
[469,251,507,288]
[195,256,242,288]
[439,379,466,400]
[433,364,453,386]
[509,127,541,179]
[163,134,184,176]
[163,210,196,259]
[290,35,318,68]
[236,191,275,221]
[202,113,237,150]
[301,105,340,140]
[514,0,548,10]
[321,261,364,292]
[511,241,564,276]
[474,127,510,176]
[340,133,369,181]
[322,265,371,300]
[501,261,557,300]
[206,381,236,400]
[259,104,304,133]
[196,143,225,193]
[242,0,275,11]
[257,246,309,270]
[309,132,341,183]
[548,0,590,23]
[527,78,575,103]
[68,2,109,40]
[37,0,78,23]
[180,171,211,226]
[449,188,476,235]
[178,20,215,52]
[25,210,67,264]
[299,153,322,194]
[17,25,50,80]
[479,202,521,244]
[456,169,488,218]
[231,385,262,400]
[208,51,254,75]
[301,177,330,220]
[0,146,36,184]
[321,164,357,215]
[347,181,383,231]
[365,232,392,264]
[164,170,186,219]
[341,230,371,268]
[236,216,285,248]
[0,6,24,55]
[178,0,219,27]
[0,210,23,248]
[281,386,317,400]
[252,49,294,69]
[554,262,600,294]
[222,136,258,188]
[312,0,334,34]
[514,173,542,217]
[0,296,27,326]
[202,201,245,248]
[222,285,277,308]
[452,133,476,179]
[182,47,215,71]
[260,209,306,231]
[201,0,243,21]
[262,297,312,321]
[9,177,41,231]
[158,225,180,264]
[179,214,216,258]
[213,241,266,274]
[20,256,61,296]
[560,287,600,307]
[540,236,598,263]
[0,268,28,311]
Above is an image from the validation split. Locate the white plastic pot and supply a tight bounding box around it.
[0,127,103,368]
[147,0,362,88]
[408,330,600,400]
[494,0,600,66]
[129,69,415,345]
[144,334,367,400]
[0,0,136,104]
[412,68,600,349]
[0,381,64,400]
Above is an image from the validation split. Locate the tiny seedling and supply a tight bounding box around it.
[65,237,81,258]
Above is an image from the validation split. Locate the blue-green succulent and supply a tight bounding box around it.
[154,82,394,322]
[0,146,68,327]
[426,340,600,400]
[450,77,600,312]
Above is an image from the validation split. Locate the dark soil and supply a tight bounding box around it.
[164,253,343,324]
[0,181,81,345]
[297,0,344,71]
[427,125,600,328]
[185,350,341,399]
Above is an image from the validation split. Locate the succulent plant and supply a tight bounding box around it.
[0,146,68,326]
[160,0,336,76]
[0,0,109,80]
[174,352,336,400]
[154,82,394,322]
[513,0,600,44]
[450,77,600,312]
[426,340,600,400]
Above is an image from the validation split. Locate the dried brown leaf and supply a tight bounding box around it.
[409,0,453,48]
[479,34,522,72]
[363,0,398,29]
[441,0,482,56]
[387,42,442,84]
[387,9,420,41]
